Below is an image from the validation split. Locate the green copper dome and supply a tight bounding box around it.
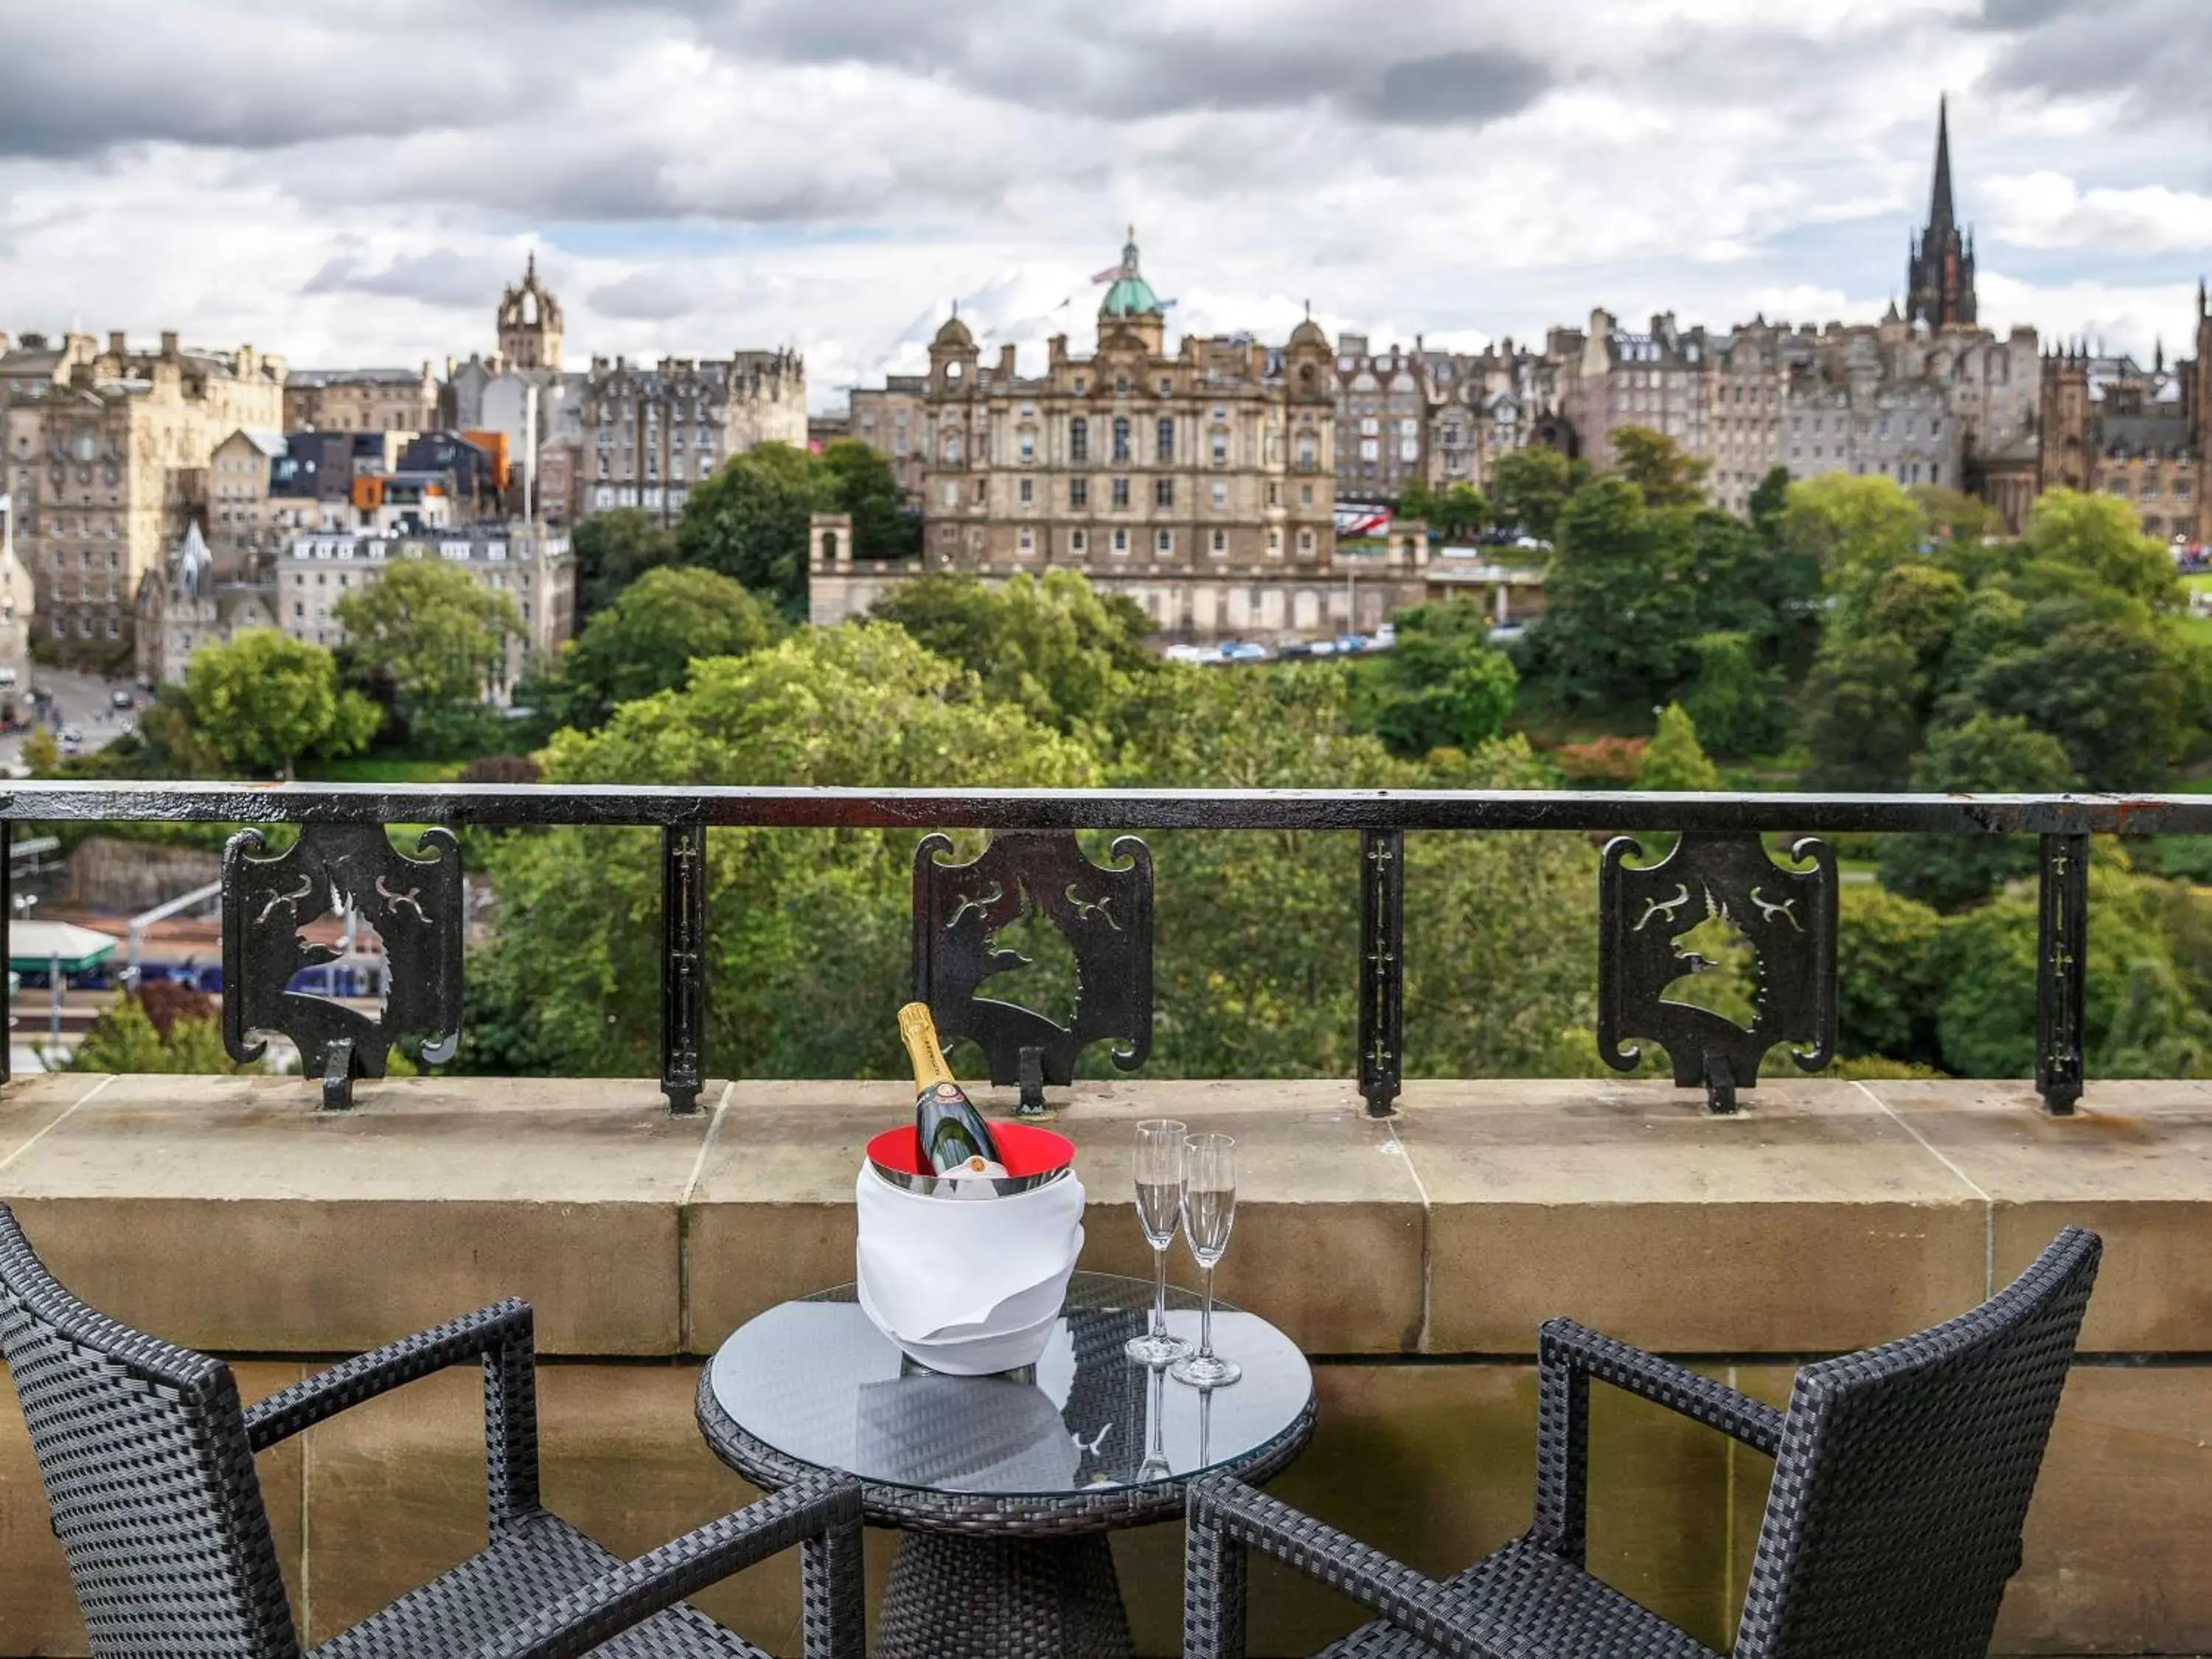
[1099,232,1161,319]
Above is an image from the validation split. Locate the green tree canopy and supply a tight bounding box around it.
[539,565,778,731]
[333,558,524,752]
[1360,595,1518,758]
[821,437,921,562]
[1681,630,1790,757]
[1609,424,1711,507]
[1747,465,1792,542]
[183,630,380,779]
[869,569,1156,745]
[1877,714,2078,911]
[1635,702,1722,790]
[571,507,678,622]
[1399,480,1489,541]
[1486,445,1582,543]
[675,440,827,617]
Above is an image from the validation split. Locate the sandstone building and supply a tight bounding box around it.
[576,349,806,522]
[0,330,284,661]
[282,364,439,434]
[133,520,279,685]
[2037,302,2208,549]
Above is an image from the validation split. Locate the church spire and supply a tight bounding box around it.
[1929,94,1955,229]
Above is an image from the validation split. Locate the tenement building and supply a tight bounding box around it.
[830,235,1380,639]
[279,524,574,701]
[2037,301,2209,549]
[282,364,439,435]
[133,520,279,685]
[0,330,285,660]
[576,347,806,521]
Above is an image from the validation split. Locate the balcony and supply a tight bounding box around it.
[0,782,2208,1656]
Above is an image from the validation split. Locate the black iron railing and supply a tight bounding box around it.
[4,782,2202,1116]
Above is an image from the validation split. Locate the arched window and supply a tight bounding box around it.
[821,531,838,561]
[1112,418,1131,462]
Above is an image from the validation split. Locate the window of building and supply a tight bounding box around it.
[1211,481,1227,509]
[1070,417,1088,462]
[1155,418,1174,462]
[941,481,959,507]
[1267,528,1281,553]
[1112,478,1130,508]
[973,479,987,503]
[1112,528,1129,554]
[1019,428,1035,463]
[1071,528,1087,553]
[1019,478,1033,504]
[1070,477,1088,508]
[1210,529,1226,556]
[1298,529,1315,553]
[943,434,961,463]
[1154,478,1174,507]
[1115,377,1128,397]
[1155,529,1173,555]
[1113,418,1131,462]
[1300,484,1314,507]
[1018,527,1034,554]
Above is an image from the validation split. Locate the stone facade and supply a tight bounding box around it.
[278,524,574,698]
[1907,98,1977,332]
[841,237,1345,639]
[848,377,929,499]
[132,520,279,685]
[282,365,438,435]
[497,253,563,372]
[0,330,285,662]
[204,428,288,574]
[446,260,585,521]
[577,349,806,522]
[2037,336,2204,549]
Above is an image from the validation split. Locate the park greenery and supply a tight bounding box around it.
[42,417,2212,1088]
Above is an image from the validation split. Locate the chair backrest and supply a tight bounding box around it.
[0,1204,299,1658]
[1733,1225,2100,1659]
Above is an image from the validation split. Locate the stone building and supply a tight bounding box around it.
[848,377,929,499]
[205,429,286,574]
[2037,334,2202,549]
[831,234,1375,640]
[1335,334,1430,498]
[132,520,279,685]
[1553,308,1716,477]
[0,483,32,698]
[446,258,585,520]
[282,365,438,434]
[1419,341,1556,495]
[1907,98,1976,332]
[0,330,285,661]
[498,254,563,372]
[576,348,806,521]
[278,524,574,700]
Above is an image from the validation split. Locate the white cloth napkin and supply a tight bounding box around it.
[854,1162,1086,1342]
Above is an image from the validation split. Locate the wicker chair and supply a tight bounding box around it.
[1186,1225,2101,1659]
[0,1204,864,1659]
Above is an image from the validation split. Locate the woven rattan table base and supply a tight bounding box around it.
[879,1533,1130,1659]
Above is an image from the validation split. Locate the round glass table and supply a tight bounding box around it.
[696,1271,1315,1659]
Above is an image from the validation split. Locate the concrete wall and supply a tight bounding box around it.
[0,1073,2204,1655]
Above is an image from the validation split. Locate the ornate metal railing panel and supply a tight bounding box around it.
[220,823,463,1109]
[911,830,1152,1115]
[5,782,2200,1116]
[1598,832,1837,1113]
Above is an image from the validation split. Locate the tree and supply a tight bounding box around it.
[1399,481,1488,542]
[870,569,1156,745]
[1777,472,1926,601]
[68,989,259,1074]
[675,441,826,617]
[540,566,777,731]
[1636,702,1722,790]
[20,727,58,776]
[1609,425,1711,507]
[1682,630,1790,757]
[820,438,921,562]
[1834,885,1946,1066]
[1877,714,2078,911]
[1747,466,1792,542]
[184,630,380,779]
[334,559,524,753]
[1361,596,1518,757]
[571,508,678,622]
[1487,445,1582,543]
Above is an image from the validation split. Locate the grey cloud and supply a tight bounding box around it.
[1353,49,1554,127]
[1977,0,2212,111]
[589,270,714,321]
[305,249,515,309]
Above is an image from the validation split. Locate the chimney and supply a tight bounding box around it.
[106,330,126,357]
[1048,334,1068,365]
[998,344,1017,377]
[159,330,179,358]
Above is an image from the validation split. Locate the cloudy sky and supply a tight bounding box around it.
[1,0,2207,408]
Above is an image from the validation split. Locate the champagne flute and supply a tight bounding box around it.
[1124,1119,1192,1365]
[1172,1133,1240,1388]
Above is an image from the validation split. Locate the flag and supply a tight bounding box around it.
[1091,262,1128,284]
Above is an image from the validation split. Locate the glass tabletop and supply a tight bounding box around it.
[708,1271,1312,1500]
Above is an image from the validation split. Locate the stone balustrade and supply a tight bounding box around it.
[0,1073,2205,1655]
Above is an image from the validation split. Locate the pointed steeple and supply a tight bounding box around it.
[1929,94,1955,229]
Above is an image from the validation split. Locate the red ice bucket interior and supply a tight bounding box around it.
[866,1122,1075,1178]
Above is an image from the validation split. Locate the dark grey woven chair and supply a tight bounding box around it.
[0,1203,864,1659]
[1186,1225,2101,1659]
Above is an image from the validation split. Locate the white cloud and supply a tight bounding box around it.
[0,0,2205,410]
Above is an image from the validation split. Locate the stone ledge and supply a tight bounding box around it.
[0,1074,2200,1357]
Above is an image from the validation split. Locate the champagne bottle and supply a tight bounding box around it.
[898,1001,1007,1183]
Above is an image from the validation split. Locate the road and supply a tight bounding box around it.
[0,666,141,768]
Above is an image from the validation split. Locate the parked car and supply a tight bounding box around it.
[1511,535,1552,552]
[1374,623,1397,647]
[1162,642,1211,663]
[1489,621,1528,643]
[1218,639,1269,663]
[1333,633,1368,654]
[1276,639,1316,659]
[110,689,133,710]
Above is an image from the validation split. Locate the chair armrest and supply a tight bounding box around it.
[467,1475,866,1659]
[1534,1317,1783,1562]
[243,1298,535,1450]
[1186,1478,1509,1659]
[244,1298,542,1529]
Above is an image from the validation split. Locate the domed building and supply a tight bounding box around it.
[832,233,1438,643]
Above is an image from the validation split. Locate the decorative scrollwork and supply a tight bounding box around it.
[1599,831,1836,1113]
[912,830,1152,1114]
[222,823,463,1109]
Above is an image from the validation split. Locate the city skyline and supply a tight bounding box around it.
[2,1,2208,408]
